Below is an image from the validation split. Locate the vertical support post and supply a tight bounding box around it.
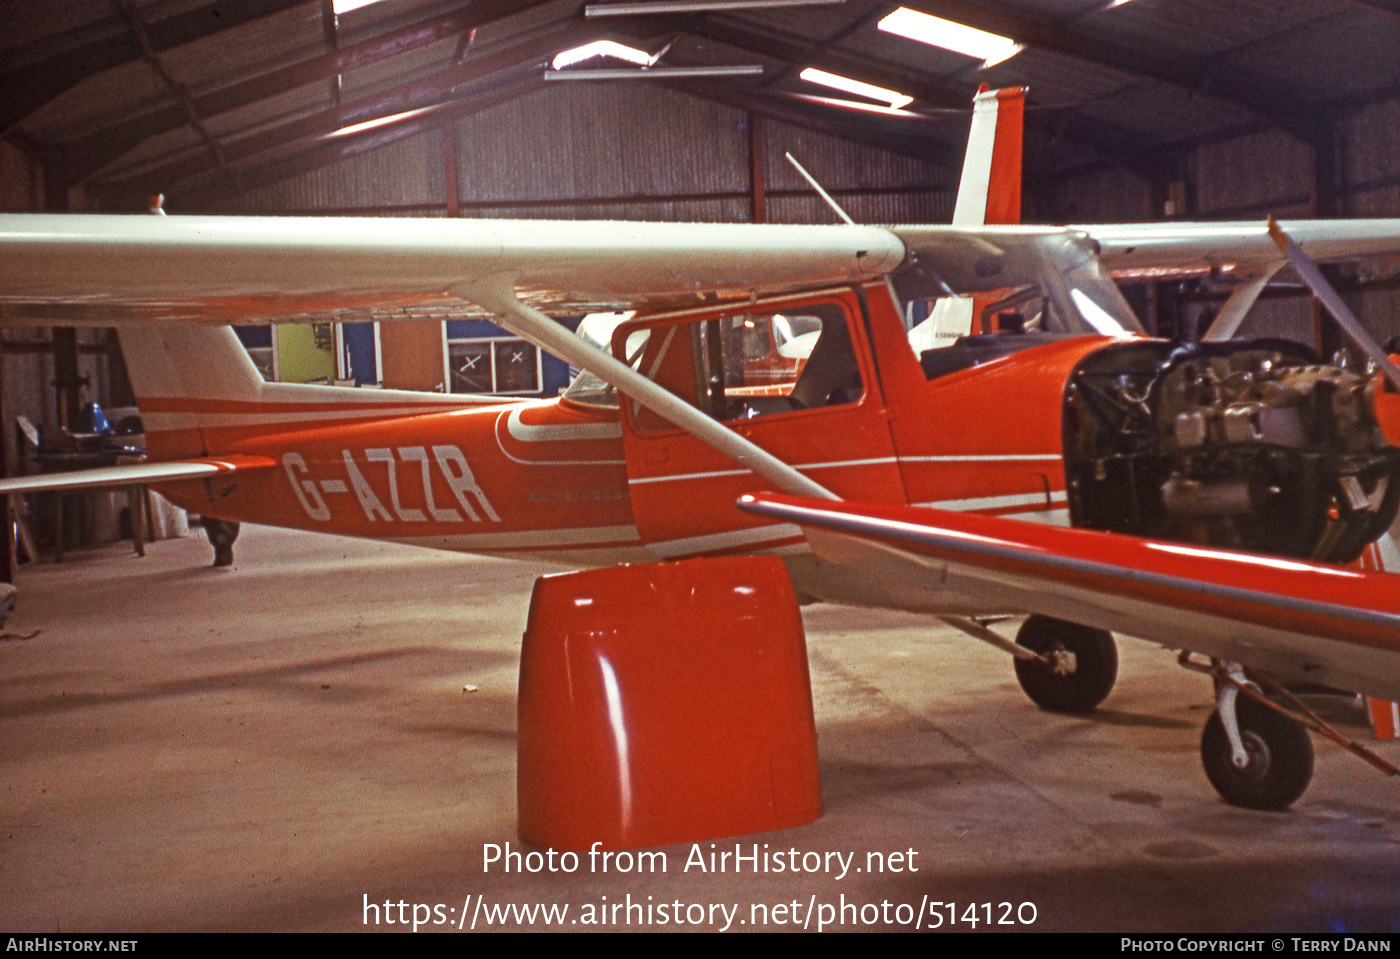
[1309,117,1344,361]
[51,328,81,431]
[320,0,341,107]
[1149,157,1192,340]
[748,112,766,224]
[442,121,459,218]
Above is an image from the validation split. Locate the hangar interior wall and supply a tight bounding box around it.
[211,84,954,224]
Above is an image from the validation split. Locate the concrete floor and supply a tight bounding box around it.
[2,525,1398,933]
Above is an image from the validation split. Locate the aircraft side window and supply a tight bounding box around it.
[703,303,860,422]
[785,306,862,411]
[624,301,862,433]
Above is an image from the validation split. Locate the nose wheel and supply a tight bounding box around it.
[1201,689,1313,811]
[1012,615,1118,714]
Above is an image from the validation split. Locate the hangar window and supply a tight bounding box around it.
[447,337,542,395]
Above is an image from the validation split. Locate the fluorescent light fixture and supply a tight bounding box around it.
[552,40,654,70]
[546,64,765,80]
[587,0,844,14]
[332,0,386,13]
[786,92,925,118]
[878,7,1023,68]
[329,105,437,138]
[798,67,912,109]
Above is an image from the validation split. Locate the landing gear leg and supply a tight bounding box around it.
[202,518,240,568]
[1200,668,1313,810]
[1012,615,1118,713]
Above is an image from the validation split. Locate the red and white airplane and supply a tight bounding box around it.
[1,88,1399,810]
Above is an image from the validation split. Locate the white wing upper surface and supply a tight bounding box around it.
[0,214,905,324]
[1078,219,1400,276]
[6,214,1400,325]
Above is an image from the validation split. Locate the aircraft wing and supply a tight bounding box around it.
[6,214,1400,326]
[1076,219,1400,276]
[0,454,276,495]
[0,214,905,325]
[738,493,1400,704]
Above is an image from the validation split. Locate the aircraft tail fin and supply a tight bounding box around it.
[952,85,1026,227]
[118,326,268,460]
[117,325,488,461]
[909,86,1027,353]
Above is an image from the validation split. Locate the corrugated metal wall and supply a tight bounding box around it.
[1052,168,1153,224]
[450,83,749,221]
[759,117,952,225]
[221,127,447,213]
[1050,98,1400,346]
[215,83,952,225]
[1341,98,1400,349]
[1191,129,1314,218]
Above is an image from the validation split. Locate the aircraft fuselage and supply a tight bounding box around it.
[148,279,1400,607]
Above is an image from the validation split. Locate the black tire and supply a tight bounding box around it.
[1201,696,1313,810]
[203,518,240,567]
[1013,615,1118,713]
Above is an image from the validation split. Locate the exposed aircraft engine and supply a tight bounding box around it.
[1063,339,1400,562]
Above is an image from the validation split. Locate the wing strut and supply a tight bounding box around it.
[1201,262,1282,342]
[1268,217,1400,391]
[938,615,1039,661]
[464,279,838,500]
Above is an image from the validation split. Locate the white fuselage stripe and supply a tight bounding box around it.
[505,404,622,442]
[142,405,506,432]
[898,454,1062,463]
[628,456,898,486]
[391,524,641,550]
[646,523,805,559]
[920,492,1067,511]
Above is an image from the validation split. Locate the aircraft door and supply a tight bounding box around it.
[617,290,906,559]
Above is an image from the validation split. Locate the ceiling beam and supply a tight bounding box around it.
[666,12,973,109]
[90,17,610,207]
[898,0,1332,146]
[177,73,543,209]
[674,79,963,168]
[0,0,307,135]
[110,0,233,184]
[638,12,1187,178]
[1333,0,1400,21]
[51,0,543,189]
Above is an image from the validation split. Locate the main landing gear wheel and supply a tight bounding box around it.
[1201,696,1314,810]
[1013,615,1118,714]
[203,518,240,568]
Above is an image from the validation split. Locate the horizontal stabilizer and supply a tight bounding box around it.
[0,454,275,495]
[739,493,1400,703]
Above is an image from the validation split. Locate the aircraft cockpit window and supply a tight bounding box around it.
[622,302,863,433]
[979,286,1046,334]
[561,311,644,408]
